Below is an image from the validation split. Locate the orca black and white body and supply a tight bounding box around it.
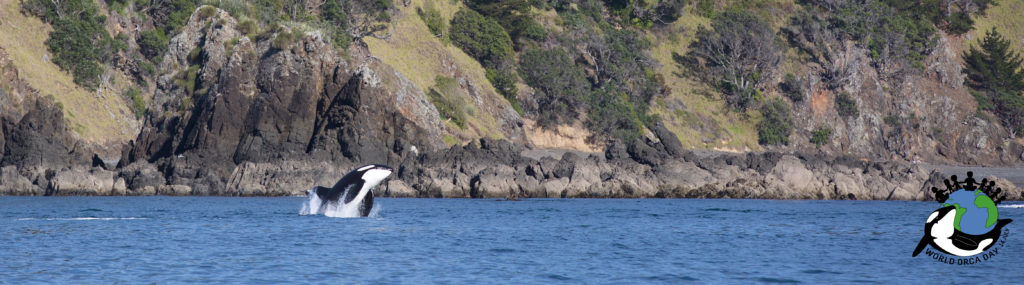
[912,206,1012,257]
[304,164,393,217]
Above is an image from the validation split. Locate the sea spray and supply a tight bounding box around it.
[299,188,323,215]
[299,188,376,218]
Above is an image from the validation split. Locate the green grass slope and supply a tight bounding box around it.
[0,1,137,143]
[364,0,510,145]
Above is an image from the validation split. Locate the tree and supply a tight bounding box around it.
[518,47,590,128]
[449,8,514,67]
[464,0,544,42]
[963,28,1024,94]
[757,99,793,145]
[810,125,833,149]
[689,10,781,110]
[963,28,1024,135]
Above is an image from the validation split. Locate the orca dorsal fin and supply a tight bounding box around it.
[314,186,333,200]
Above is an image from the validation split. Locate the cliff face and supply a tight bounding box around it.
[782,34,1024,166]
[2,4,1023,198]
[117,8,454,194]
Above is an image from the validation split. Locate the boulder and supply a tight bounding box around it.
[0,166,41,195]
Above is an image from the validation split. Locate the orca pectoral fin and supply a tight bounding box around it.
[951,233,980,250]
[314,186,333,200]
[912,234,930,257]
[359,190,374,217]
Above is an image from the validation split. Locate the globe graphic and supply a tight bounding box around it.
[942,189,999,235]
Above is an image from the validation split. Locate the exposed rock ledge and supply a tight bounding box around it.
[3,133,1021,201]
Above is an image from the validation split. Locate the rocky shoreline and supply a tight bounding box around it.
[2,7,1021,200]
[2,124,1021,201]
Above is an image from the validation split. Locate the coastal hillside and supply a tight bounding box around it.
[1,0,1023,197]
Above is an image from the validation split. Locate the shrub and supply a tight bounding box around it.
[810,125,833,149]
[586,90,644,143]
[272,29,295,50]
[197,5,218,20]
[187,47,203,63]
[464,0,539,43]
[417,0,446,40]
[237,18,259,37]
[835,91,859,118]
[138,60,156,77]
[757,99,792,146]
[124,87,146,119]
[36,0,112,91]
[780,73,804,102]
[689,10,781,111]
[518,47,590,127]
[162,0,198,34]
[174,65,201,96]
[486,67,521,114]
[449,8,514,67]
[138,29,170,61]
[427,76,469,128]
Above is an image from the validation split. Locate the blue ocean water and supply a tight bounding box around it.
[1,197,1021,283]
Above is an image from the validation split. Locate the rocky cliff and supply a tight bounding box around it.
[2,4,1023,199]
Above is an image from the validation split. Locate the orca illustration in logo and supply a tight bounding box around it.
[913,172,1014,258]
[912,205,1011,257]
[303,164,393,217]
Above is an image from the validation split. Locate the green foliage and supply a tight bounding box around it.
[174,65,201,96]
[963,28,1024,94]
[464,0,544,43]
[810,125,832,149]
[138,29,170,61]
[187,47,203,62]
[486,67,521,113]
[29,0,113,91]
[780,73,804,102]
[427,76,469,128]
[487,72,518,95]
[882,0,995,36]
[963,28,1024,133]
[106,0,130,14]
[138,60,156,77]
[587,90,645,143]
[449,8,515,67]
[822,0,936,73]
[546,3,666,142]
[319,0,354,48]
[237,18,259,37]
[694,0,715,18]
[689,9,780,111]
[198,5,218,20]
[417,0,447,40]
[757,99,792,146]
[163,0,199,34]
[518,47,590,127]
[125,87,146,119]
[834,91,859,118]
[450,8,521,110]
[272,29,295,50]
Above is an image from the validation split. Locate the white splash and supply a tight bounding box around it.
[299,188,323,215]
[299,188,375,218]
[998,204,1024,209]
[16,217,149,221]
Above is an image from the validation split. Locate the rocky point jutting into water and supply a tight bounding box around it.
[1,4,1022,199]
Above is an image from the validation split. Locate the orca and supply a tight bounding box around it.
[912,206,1012,257]
[309,164,393,217]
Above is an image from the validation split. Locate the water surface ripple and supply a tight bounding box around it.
[1,197,1021,283]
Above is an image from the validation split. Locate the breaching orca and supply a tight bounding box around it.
[310,164,393,217]
[912,206,1012,257]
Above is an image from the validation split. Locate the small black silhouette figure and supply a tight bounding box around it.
[932,172,1012,204]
